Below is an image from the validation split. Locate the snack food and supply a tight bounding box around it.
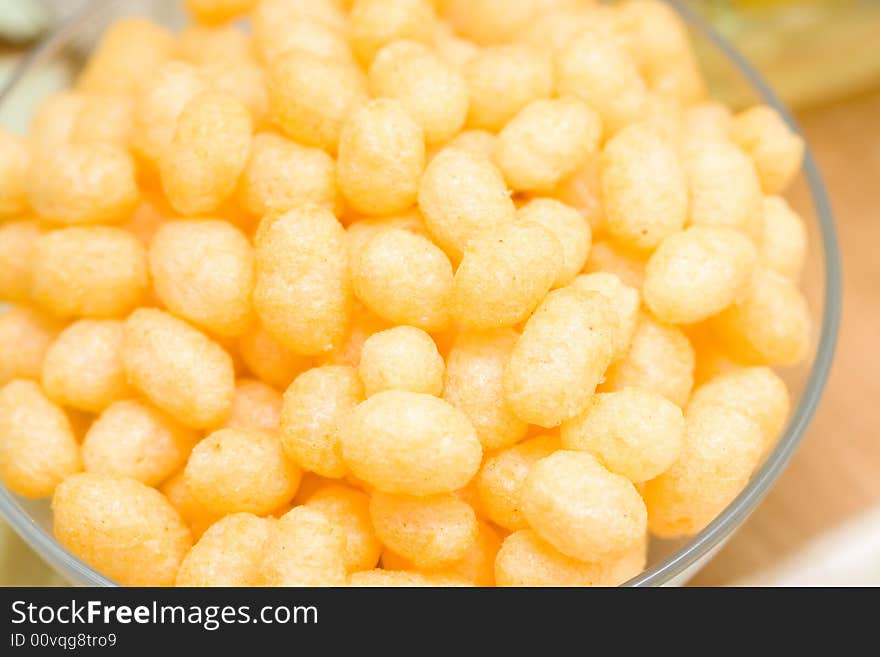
[0,0,813,587]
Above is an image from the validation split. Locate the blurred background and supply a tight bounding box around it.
[0,0,878,586]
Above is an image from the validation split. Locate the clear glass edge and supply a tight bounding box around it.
[626,0,842,586]
[0,0,842,588]
[0,0,121,588]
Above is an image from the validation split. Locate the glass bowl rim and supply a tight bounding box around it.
[628,0,842,586]
[0,0,842,588]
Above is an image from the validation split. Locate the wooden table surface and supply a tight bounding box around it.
[691,89,880,585]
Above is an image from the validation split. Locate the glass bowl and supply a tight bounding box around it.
[0,0,841,587]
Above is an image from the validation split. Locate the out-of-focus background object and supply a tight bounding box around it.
[695,0,880,108]
[0,1,181,132]
[0,0,52,44]
[0,0,878,586]
[0,522,65,586]
[735,505,880,586]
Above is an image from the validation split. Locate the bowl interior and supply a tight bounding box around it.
[0,0,840,587]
